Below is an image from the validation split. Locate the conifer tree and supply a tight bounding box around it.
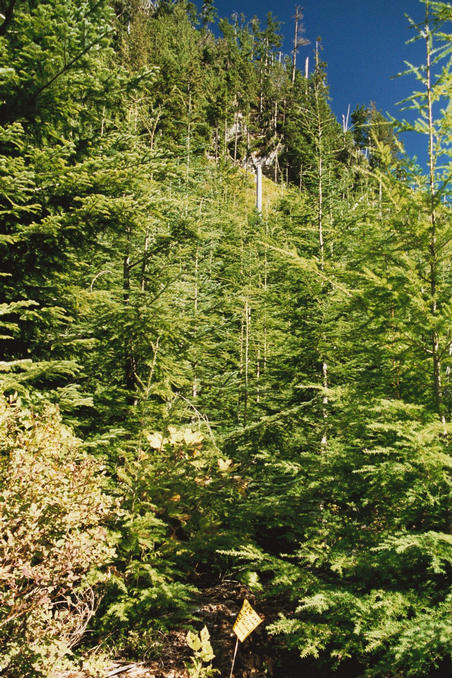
[0,0,130,398]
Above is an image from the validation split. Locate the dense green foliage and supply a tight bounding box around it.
[0,0,451,676]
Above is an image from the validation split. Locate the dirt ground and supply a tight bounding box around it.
[63,579,290,678]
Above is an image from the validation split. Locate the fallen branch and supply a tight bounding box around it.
[106,664,139,677]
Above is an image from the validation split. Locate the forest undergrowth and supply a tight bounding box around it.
[0,0,451,676]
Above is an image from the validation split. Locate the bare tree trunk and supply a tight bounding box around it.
[291,7,309,84]
[291,11,299,84]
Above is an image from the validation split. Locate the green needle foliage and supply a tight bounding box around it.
[0,0,451,675]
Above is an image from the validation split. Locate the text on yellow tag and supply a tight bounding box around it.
[232,599,263,642]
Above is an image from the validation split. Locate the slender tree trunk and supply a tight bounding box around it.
[292,12,298,84]
[391,306,401,399]
[149,109,161,150]
[291,7,309,84]
[192,247,199,399]
[256,347,261,404]
[263,221,268,374]
[0,0,17,37]
[314,71,328,448]
[318,148,328,447]
[238,308,244,423]
[224,117,227,156]
[256,164,262,213]
[140,227,149,292]
[425,8,446,428]
[100,106,106,136]
[233,100,239,162]
[244,298,250,425]
[123,251,135,394]
[186,87,192,180]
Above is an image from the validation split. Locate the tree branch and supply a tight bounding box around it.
[0,0,17,37]
[31,31,112,103]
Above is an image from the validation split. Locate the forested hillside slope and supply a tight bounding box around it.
[0,1,451,676]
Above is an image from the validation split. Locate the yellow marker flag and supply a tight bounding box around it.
[232,599,263,642]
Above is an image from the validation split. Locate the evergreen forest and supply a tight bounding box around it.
[0,0,451,676]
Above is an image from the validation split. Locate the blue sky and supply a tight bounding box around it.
[196,0,434,165]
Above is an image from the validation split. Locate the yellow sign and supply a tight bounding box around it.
[232,599,263,642]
